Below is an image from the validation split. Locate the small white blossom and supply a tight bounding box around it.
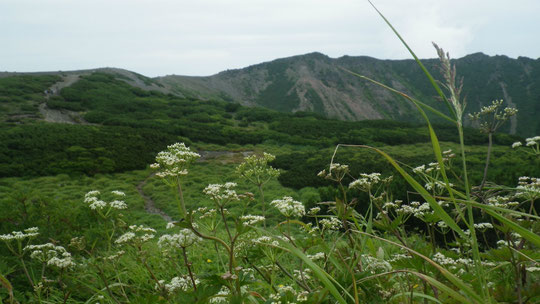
[151,142,200,178]
[203,182,239,203]
[320,216,342,230]
[0,228,40,242]
[158,229,201,249]
[239,215,265,226]
[271,196,305,218]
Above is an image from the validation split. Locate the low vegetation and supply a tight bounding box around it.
[1,7,539,303]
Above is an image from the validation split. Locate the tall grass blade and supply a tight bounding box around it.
[366,0,456,118]
[353,230,482,303]
[334,144,466,238]
[343,70,455,124]
[276,237,352,304]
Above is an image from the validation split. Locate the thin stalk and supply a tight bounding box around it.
[244,257,278,293]
[94,263,121,304]
[458,125,489,301]
[181,247,197,292]
[19,257,35,289]
[176,178,187,218]
[275,261,311,292]
[258,184,266,228]
[480,132,493,190]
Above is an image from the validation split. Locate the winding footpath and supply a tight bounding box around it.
[136,174,173,222]
[135,150,253,222]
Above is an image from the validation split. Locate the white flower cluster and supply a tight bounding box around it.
[104,250,125,261]
[236,153,280,182]
[254,236,279,247]
[319,216,342,230]
[526,136,540,146]
[387,253,412,262]
[318,163,349,181]
[349,173,382,192]
[0,227,39,242]
[486,195,519,208]
[432,252,498,272]
[293,268,311,280]
[26,243,75,269]
[268,284,306,303]
[512,135,540,151]
[308,207,320,215]
[413,162,440,174]
[115,225,156,245]
[203,182,239,203]
[239,215,265,226]
[195,207,218,220]
[362,254,392,274]
[473,222,494,230]
[497,232,523,248]
[396,201,432,218]
[209,286,230,303]
[468,100,517,127]
[425,180,453,191]
[271,196,305,218]
[158,276,199,294]
[158,228,201,249]
[307,252,325,261]
[150,142,200,178]
[516,176,540,200]
[84,190,127,211]
[526,266,540,272]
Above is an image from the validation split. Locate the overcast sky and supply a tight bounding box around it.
[3,0,539,77]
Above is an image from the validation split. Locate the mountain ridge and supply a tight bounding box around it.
[2,51,539,136]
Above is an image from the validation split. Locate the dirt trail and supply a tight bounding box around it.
[39,74,92,124]
[136,174,172,222]
[135,150,252,221]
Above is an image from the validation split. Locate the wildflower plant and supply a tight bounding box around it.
[468,99,518,189]
[151,142,200,218]
[236,152,280,226]
[512,135,540,156]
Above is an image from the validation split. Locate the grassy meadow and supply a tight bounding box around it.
[1,12,540,303]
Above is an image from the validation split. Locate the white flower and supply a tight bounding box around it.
[163,276,199,294]
[474,222,493,230]
[115,232,136,244]
[239,215,265,226]
[0,228,40,241]
[111,190,126,196]
[210,286,230,303]
[109,200,127,210]
[203,182,239,203]
[158,229,200,249]
[526,266,540,272]
[26,243,75,269]
[307,252,325,261]
[236,153,280,181]
[349,173,382,191]
[151,142,200,178]
[270,196,305,218]
[308,207,321,215]
[254,236,279,246]
[116,225,156,245]
[512,141,522,148]
[320,216,342,230]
